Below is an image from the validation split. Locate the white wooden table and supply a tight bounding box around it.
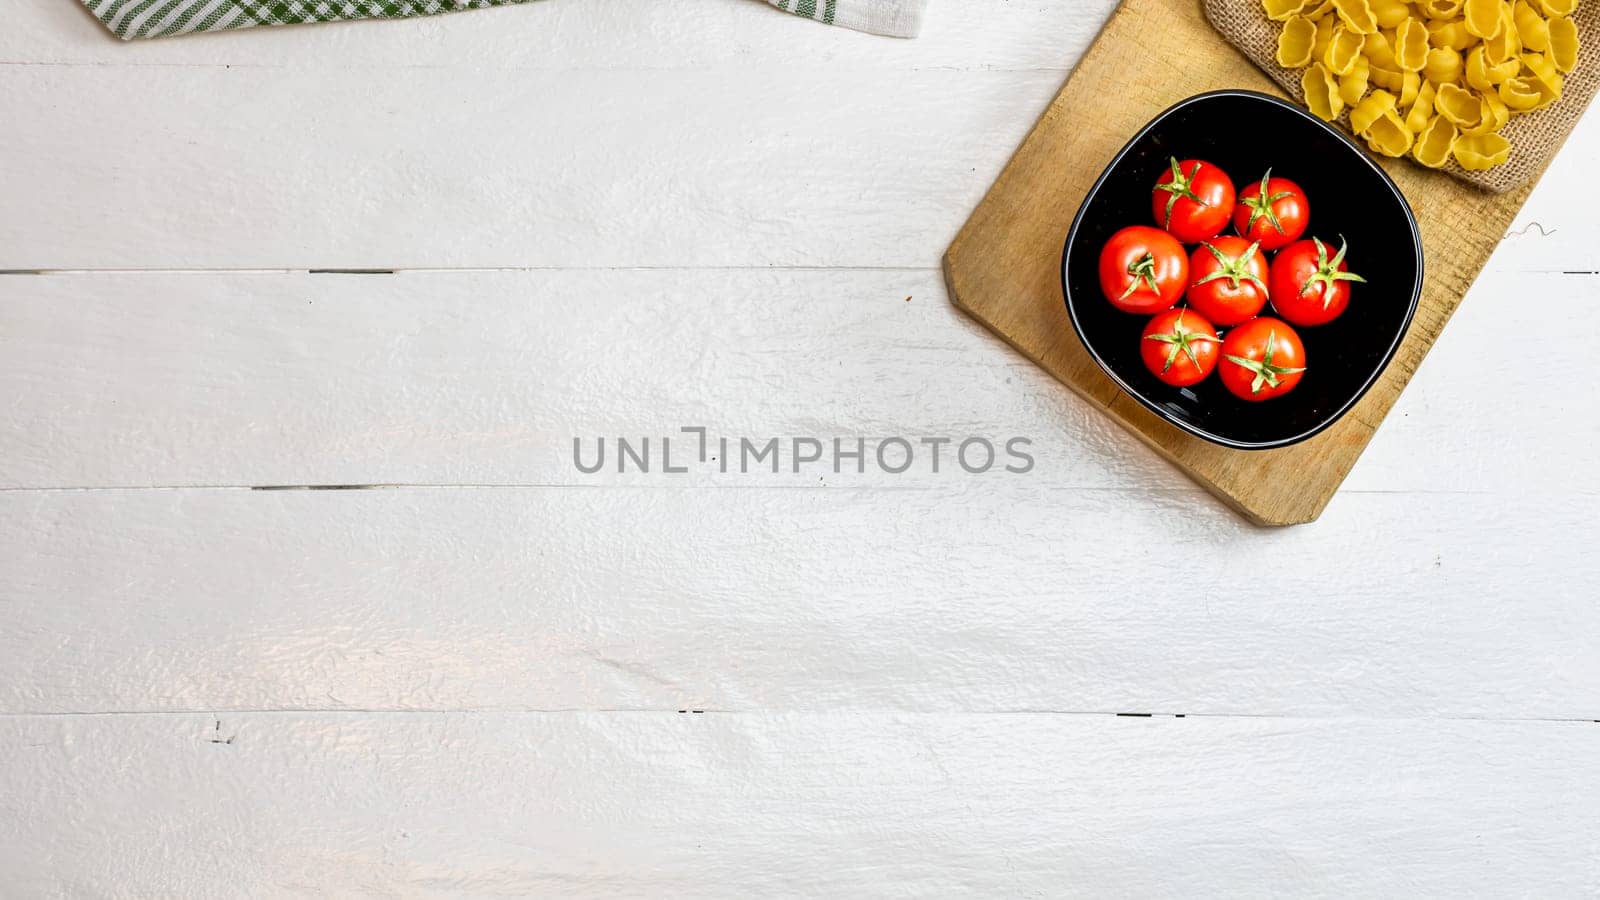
[3,1,1599,895]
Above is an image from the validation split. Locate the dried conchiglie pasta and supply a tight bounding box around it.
[1498,75,1545,108]
[1424,46,1464,83]
[1435,81,1484,124]
[1352,88,1400,132]
[1463,89,1511,134]
[1303,62,1346,120]
[1341,56,1374,104]
[1366,110,1416,155]
[1412,114,1459,166]
[1406,79,1438,131]
[1312,15,1339,58]
[1547,15,1578,72]
[1465,45,1493,88]
[1395,17,1432,70]
[1369,60,1408,89]
[1264,0,1580,175]
[1372,0,1413,27]
[1364,30,1400,69]
[1485,9,1523,63]
[1400,69,1422,105]
[1454,132,1512,169]
[1483,89,1511,126]
[1427,18,1478,49]
[1328,24,1369,73]
[1265,0,1306,22]
[1335,0,1380,33]
[1513,0,1551,51]
[1491,52,1524,81]
[1464,45,1513,88]
[1279,16,1320,67]
[1522,51,1564,100]
[1464,0,1503,38]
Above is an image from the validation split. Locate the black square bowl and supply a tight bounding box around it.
[1062,90,1424,450]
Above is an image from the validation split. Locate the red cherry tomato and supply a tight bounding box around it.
[1220,317,1307,402]
[1184,236,1270,327]
[1232,170,1310,251]
[1268,236,1367,327]
[1152,158,1236,243]
[1097,225,1189,314]
[1141,308,1221,387]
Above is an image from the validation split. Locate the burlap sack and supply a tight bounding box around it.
[1204,0,1600,191]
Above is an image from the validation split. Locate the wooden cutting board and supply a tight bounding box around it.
[944,0,1551,525]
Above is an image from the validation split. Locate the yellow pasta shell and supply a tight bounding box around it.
[1335,0,1380,33]
[1406,80,1439,131]
[1352,88,1399,132]
[1465,46,1496,89]
[1264,0,1306,22]
[1400,69,1423,105]
[1395,17,1432,69]
[1278,16,1320,67]
[1491,54,1524,81]
[1513,0,1551,51]
[1340,56,1375,104]
[1463,89,1511,134]
[1498,75,1545,108]
[1424,46,1464,83]
[1464,0,1503,37]
[1366,110,1415,155]
[1485,8,1523,62]
[1372,0,1413,27]
[1547,16,1579,72]
[1328,24,1369,73]
[1522,51,1564,91]
[1412,114,1460,166]
[1312,15,1339,59]
[1364,29,1400,66]
[1369,60,1407,89]
[1264,0,1581,155]
[1427,19,1478,49]
[1453,132,1512,169]
[1303,62,1347,120]
[1435,81,1484,124]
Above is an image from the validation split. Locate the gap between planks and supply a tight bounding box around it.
[0,483,1523,496]
[1,708,1596,724]
[0,265,935,275]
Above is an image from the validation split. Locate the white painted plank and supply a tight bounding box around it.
[3,268,1596,494]
[3,485,1595,717]
[4,0,1102,71]
[1499,106,1600,271]
[6,0,1596,271]
[3,711,1598,897]
[0,268,1184,492]
[0,64,1057,269]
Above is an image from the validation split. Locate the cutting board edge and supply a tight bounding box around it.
[941,249,1324,527]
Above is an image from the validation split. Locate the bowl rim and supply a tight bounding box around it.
[1060,88,1425,451]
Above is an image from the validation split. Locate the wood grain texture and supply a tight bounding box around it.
[6,487,1597,717]
[5,712,1600,897]
[3,268,1594,495]
[943,0,1548,525]
[5,1,1600,893]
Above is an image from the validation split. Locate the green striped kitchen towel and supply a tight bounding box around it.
[81,0,929,40]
